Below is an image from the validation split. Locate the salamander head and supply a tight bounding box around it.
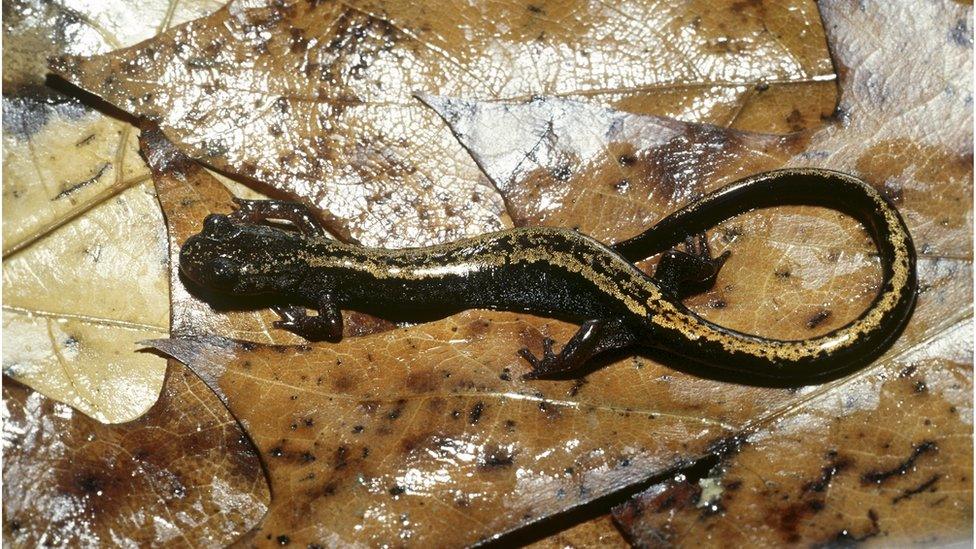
[179,214,305,294]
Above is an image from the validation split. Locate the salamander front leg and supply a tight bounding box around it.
[653,233,731,299]
[518,319,636,379]
[229,198,326,236]
[272,294,343,341]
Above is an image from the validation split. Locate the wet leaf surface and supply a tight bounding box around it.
[603,1,974,545]
[2,180,170,422]
[420,93,883,341]
[3,0,971,546]
[2,370,269,547]
[2,0,224,422]
[145,0,970,545]
[51,0,836,249]
[3,1,270,546]
[2,0,224,254]
[148,244,969,546]
[612,322,973,547]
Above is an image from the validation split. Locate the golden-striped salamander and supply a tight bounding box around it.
[179,168,917,380]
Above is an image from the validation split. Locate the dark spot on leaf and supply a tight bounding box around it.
[468,401,484,425]
[806,309,831,329]
[618,154,637,166]
[861,441,938,484]
[568,378,587,397]
[803,453,851,493]
[386,399,405,421]
[550,164,572,181]
[949,17,973,47]
[480,445,515,469]
[893,474,941,504]
[53,162,111,200]
[333,446,347,468]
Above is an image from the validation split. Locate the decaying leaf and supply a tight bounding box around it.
[51,0,836,249]
[144,0,969,545]
[6,0,971,546]
[607,1,975,545]
[147,325,737,546]
[2,368,269,547]
[2,0,224,254]
[612,322,973,547]
[2,0,223,422]
[141,107,968,544]
[148,247,969,546]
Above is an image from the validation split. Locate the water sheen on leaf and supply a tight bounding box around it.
[2,370,270,547]
[4,0,970,546]
[605,1,972,545]
[50,0,837,249]
[144,0,969,545]
[2,0,224,422]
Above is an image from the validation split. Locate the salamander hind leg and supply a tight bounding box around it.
[229,197,326,236]
[272,294,343,341]
[518,319,636,379]
[653,232,730,299]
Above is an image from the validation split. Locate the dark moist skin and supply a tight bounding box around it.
[180,168,917,380]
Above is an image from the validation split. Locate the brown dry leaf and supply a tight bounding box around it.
[2,369,270,547]
[2,0,224,423]
[50,0,836,250]
[612,321,973,547]
[137,1,968,546]
[149,245,968,546]
[604,1,974,543]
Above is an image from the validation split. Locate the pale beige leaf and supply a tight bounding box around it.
[2,181,169,422]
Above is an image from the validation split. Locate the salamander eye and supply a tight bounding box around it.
[209,257,240,285]
[203,214,233,236]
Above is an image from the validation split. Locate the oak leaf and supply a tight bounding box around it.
[2,0,223,423]
[2,369,270,547]
[3,1,272,546]
[50,0,837,249]
[147,0,970,545]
